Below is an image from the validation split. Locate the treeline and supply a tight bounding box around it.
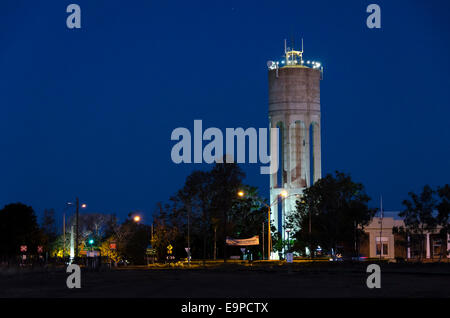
[151,162,268,260]
[1,165,447,264]
[393,184,450,260]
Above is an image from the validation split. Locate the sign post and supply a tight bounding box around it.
[20,245,27,266]
[166,244,174,262]
[146,247,156,265]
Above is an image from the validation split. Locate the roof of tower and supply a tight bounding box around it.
[267,39,323,73]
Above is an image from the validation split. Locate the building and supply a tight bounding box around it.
[267,40,323,258]
[362,212,450,260]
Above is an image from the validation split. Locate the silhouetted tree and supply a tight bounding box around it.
[287,171,375,258]
[41,208,57,251]
[436,184,450,259]
[0,203,41,257]
[116,213,151,264]
[395,185,437,261]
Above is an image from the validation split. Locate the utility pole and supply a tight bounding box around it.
[213,226,217,260]
[63,213,66,257]
[309,205,312,259]
[379,196,383,261]
[262,222,265,260]
[267,205,271,260]
[75,197,79,262]
[187,204,190,266]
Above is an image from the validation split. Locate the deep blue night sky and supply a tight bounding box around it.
[1,0,449,227]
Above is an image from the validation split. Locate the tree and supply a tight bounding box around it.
[176,170,213,259]
[152,203,180,261]
[152,162,248,260]
[41,208,57,251]
[99,237,121,263]
[436,184,450,259]
[115,213,151,264]
[231,185,268,257]
[208,162,245,260]
[287,171,375,258]
[0,203,41,257]
[395,185,437,261]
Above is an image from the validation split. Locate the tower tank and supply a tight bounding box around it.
[268,41,322,259]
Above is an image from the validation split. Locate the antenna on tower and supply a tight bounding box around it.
[283,36,304,66]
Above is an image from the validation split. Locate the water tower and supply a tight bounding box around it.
[267,39,323,258]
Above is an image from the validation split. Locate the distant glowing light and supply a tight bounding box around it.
[133,215,141,222]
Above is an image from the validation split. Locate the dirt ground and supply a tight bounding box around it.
[1,263,449,298]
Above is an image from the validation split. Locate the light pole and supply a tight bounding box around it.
[187,203,191,266]
[133,214,155,264]
[237,190,289,260]
[65,199,87,263]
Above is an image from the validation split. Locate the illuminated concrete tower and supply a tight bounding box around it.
[268,40,322,258]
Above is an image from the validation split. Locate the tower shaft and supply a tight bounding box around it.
[268,63,322,258]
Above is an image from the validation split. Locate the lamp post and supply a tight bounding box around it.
[237,190,290,260]
[133,213,155,264]
[187,203,191,267]
[65,199,87,263]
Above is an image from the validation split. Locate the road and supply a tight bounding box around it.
[1,263,449,298]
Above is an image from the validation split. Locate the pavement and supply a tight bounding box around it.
[1,262,449,298]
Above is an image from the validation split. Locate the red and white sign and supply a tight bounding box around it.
[37,246,43,253]
[20,245,27,252]
[109,243,116,250]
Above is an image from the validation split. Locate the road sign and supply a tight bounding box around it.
[87,251,99,257]
[146,248,156,255]
[286,253,294,263]
[20,245,27,253]
[109,243,117,250]
[167,244,173,254]
[37,246,43,253]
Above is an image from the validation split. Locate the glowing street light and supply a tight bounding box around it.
[65,198,87,262]
[237,190,292,260]
[133,215,141,223]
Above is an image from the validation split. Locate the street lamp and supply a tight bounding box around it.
[131,213,156,265]
[237,190,294,260]
[65,198,87,262]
